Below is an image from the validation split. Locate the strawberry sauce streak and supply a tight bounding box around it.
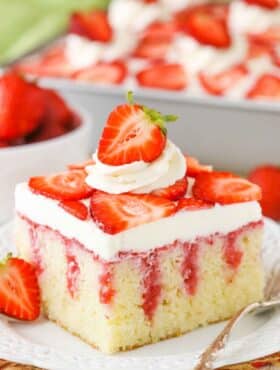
[99,264,115,304]
[28,226,44,275]
[21,214,263,320]
[181,243,199,295]
[223,229,244,269]
[65,249,80,298]
[141,252,161,321]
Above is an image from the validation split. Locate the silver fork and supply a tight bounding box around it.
[194,261,280,370]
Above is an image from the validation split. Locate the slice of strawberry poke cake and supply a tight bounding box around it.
[14,93,264,353]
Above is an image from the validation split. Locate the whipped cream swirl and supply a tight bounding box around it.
[86,140,186,194]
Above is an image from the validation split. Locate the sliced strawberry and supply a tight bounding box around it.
[90,191,176,234]
[0,255,40,321]
[199,64,248,96]
[29,170,93,201]
[247,37,273,60]
[244,0,279,9]
[185,156,212,177]
[136,63,187,91]
[249,27,280,45]
[134,21,176,60]
[247,74,280,100]
[17,46,75,78]
[193,172,262,205]
[68,159,95,170]
[248,165,280,221]
[69,10,112,43]
[177,197,214,211]
[152,177,188,200]
[0,72,46,141]
[133,37,172,60]
[59,200,89,220]
[142,21,177,41]
[97,92,176,165]
[175,4,231,48]
[74,61,127,84]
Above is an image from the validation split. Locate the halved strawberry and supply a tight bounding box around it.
[29,170,93,201]
[175,4,231,48]
[68,159,95,170]
[97,92,177,165]
[0,72,46,141]
[0,255,40,321]
[136,63,187,91]
[193,172,262,205]
[246,74,280,100]
[152,177,188,200]
[74,61,127,84]
[244,0,279,9]
[177,197,214,211]
[248,165,280,220]
[199,64,248,96]
[185,156,212,177]
[59,200,89,220]
[69,10,113,43]
[90,191,176,234]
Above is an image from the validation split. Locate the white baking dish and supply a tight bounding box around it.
[37,77,280,174]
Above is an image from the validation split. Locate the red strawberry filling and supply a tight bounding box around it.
[141,252,161,320]
[181,242,199,295]
[66,251,80,298]
[99,264,115,304]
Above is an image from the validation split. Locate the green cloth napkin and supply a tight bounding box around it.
[0,0,110,64]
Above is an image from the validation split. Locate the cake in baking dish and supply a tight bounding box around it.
[15,94,264,353]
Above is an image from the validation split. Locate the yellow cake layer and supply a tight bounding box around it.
[15,215,264,353]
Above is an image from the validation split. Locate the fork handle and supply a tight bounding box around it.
[194,302,261,370]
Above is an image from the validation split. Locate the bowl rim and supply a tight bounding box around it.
[38,76,280,114]
[0,104,92,155]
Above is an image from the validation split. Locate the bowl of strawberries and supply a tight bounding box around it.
[0,72,93,223]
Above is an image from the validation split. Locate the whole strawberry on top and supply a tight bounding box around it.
[97,91,177,166]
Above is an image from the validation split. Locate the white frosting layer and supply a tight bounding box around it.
[109,0,162,33]
[86,140,186,194]
[65,35,104,69]
[229,1,280,35]
[15,183,262,261]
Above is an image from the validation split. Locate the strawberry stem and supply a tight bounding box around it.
[125,91,178,135]
[0,253,12,267]
[127,91,135,105]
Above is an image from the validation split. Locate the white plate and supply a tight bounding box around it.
[0,219,279,370]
